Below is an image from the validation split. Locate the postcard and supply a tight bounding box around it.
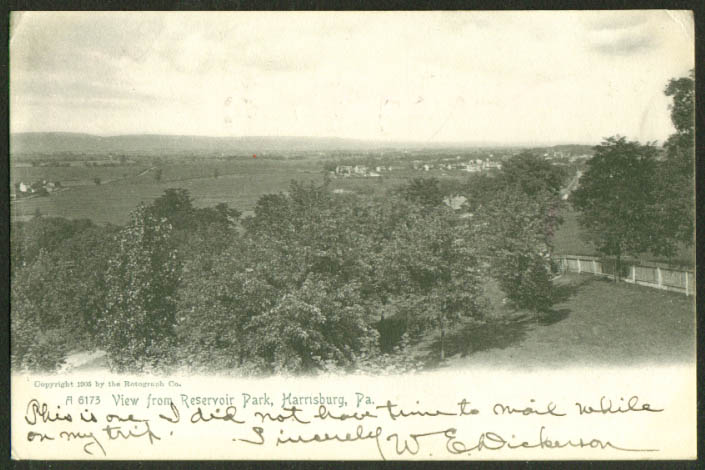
[9,10,696,460]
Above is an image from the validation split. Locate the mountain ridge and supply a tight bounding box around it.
[10,132,597,155]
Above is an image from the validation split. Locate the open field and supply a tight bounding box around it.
[420,274,695,370]
[9,158,463,223]
[10,157,695,266]
[11,164,151,186]
[11,169,324,224]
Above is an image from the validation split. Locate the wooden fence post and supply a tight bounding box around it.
[630,265,636,283]
[592,259,598,274]
[577,258,581,273]
[656,267,663,289]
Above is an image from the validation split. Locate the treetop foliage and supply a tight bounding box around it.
[496,151,565,196]
[664,69,694,139]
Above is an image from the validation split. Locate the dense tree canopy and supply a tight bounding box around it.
[11,221,117,370]
[11,217,96,269]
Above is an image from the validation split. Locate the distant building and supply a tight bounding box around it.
[353,165,368,175]
[15,179,59,198]
[335,165,353,176]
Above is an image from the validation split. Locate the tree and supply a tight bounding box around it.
[154,167,163,182]
[147,188,240,232]
[147,188,195,230]
[376,202,485,360]
[100,204,182,371]
[658,71,695,249]
[665,70,694,143]
[475,186,562,312]
[241,279,379,374]
[459,154,564,312]
[174,240,280,372]
[498,151,566,196]
[571,136,660,280]
[396,177,444,207]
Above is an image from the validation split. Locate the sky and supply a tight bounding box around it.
[9,11,694,145]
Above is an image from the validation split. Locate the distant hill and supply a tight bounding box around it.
[10,133,395,155]
[10,132,598,156]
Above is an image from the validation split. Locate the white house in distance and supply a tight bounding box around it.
[334,165,382,177]
[414,159,502,173]
[14,179,62,198]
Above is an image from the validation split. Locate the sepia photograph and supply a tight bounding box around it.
[9,10,696,460]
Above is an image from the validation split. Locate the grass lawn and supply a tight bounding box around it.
[421,273,695,370]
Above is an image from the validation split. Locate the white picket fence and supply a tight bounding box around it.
[554,254,695,296]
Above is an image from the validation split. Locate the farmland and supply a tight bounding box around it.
[11,151,693,268]
[10,158,325,224]
[11,163,152,186]
[10,154,468,224]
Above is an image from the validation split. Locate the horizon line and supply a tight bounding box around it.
[10,131,602,148]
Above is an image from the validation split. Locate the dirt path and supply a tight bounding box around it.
[59,350,108,372]
[136,166,157,177]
